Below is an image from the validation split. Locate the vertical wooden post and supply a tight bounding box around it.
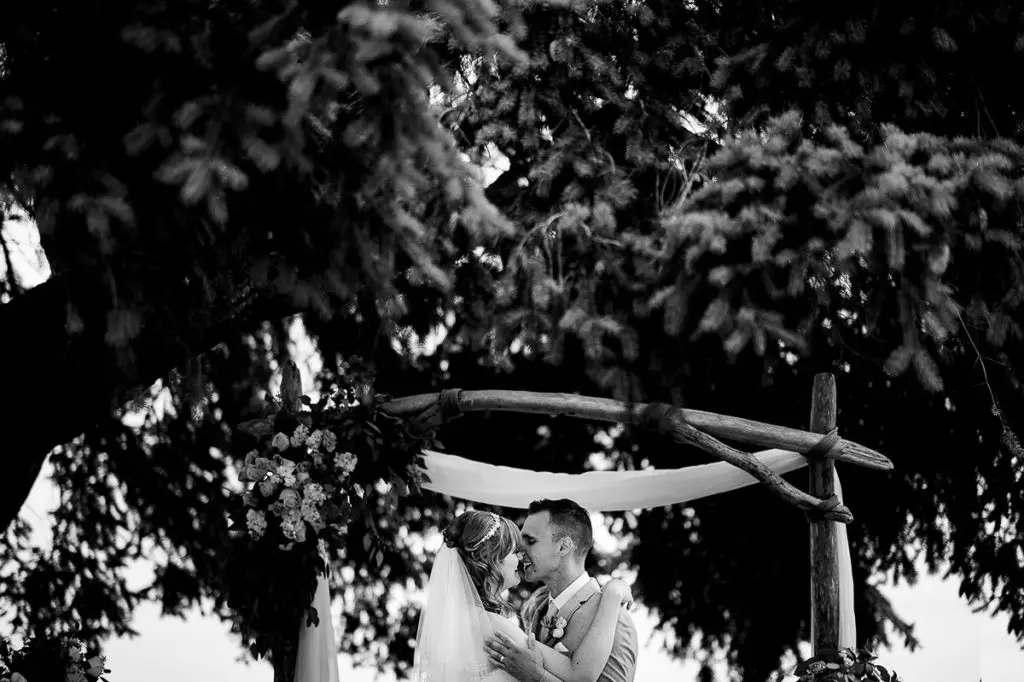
[272,645,297,682]
[809,373,840,655]
[272,358,303,682]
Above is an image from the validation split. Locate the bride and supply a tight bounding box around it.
[413,510,632,682]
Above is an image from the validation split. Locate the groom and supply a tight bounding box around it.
[484,498,638,682]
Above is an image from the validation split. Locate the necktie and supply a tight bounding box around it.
[539,598,558,641]
[537,598,551,639]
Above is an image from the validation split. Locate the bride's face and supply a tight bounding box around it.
[499,550,521,590]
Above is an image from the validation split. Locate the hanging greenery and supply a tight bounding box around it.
[0,637,110,682]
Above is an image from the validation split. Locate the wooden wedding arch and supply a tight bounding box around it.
[380,373,894,655]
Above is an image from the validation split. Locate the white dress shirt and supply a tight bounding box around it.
[551,571,591,611]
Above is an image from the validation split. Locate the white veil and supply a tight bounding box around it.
[413,544,496,682]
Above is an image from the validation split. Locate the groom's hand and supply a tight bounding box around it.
[485,632,545,682]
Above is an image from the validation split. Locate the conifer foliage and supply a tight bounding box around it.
[3,1,1024,680]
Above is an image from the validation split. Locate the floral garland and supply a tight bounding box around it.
[0,638,109,682]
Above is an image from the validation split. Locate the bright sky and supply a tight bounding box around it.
[5,161,1024,681]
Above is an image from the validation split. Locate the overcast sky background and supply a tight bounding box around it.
[5,155,1024,681]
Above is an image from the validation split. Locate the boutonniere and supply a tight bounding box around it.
[543,615,568,640]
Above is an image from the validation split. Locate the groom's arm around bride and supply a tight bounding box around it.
[486,498,639,682]
[489,580,638,682]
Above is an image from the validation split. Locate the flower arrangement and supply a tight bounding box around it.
[543,615,568,641]
[226,357,433,665]
[238,424,357,550]
[0,638,110,682]
[793,648,901,682]
[232,359,429,563]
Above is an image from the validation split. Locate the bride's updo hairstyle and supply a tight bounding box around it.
[442,510,521,616]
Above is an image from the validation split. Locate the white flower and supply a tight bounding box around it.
[300,499,321,526]
[334,451,357,476]
[306,429,324,451]
[544,616,568,641]
[303,482,326,505]
[291,424,310,448]
[280,509,307,543]
[322,431,338,453]
[258,476,279,497]
[279,488,301,509]
[246,509,268,539]
[240,453,271,482]
[275,458,297,487]
[280,518,295,538]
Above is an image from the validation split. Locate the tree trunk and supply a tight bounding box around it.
[0,272,294,532]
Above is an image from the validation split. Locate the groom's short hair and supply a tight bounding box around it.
[527,498,593,558]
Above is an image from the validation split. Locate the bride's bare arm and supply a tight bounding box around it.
[532,580,632,682]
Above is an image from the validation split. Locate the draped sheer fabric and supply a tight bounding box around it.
[295,572,340,682]
[419,448,810,511]
[294,447,856,682]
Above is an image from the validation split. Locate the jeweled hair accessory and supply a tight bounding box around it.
[466,513,501,551]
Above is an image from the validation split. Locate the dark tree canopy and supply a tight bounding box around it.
[3,0,1024,680]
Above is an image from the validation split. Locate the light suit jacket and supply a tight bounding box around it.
[523,580,638,682]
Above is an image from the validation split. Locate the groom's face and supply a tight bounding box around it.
[519,511,562,584]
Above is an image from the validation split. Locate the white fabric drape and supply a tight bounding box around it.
[295,572,340,682]
[834,475,856,649]
[420,448,809,511]
[294,447,856,681]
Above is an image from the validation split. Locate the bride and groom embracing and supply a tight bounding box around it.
[413,499,639,682]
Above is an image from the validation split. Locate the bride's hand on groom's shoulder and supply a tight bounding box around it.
[603,579,634,611]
